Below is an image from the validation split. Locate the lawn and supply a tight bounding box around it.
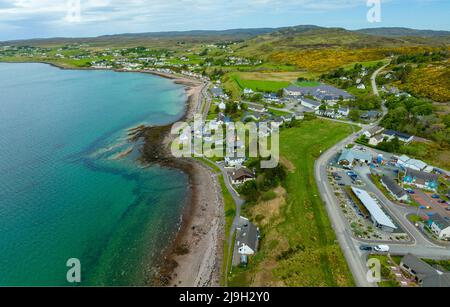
[229,119,355,287]
[232,74,291,92]
[267,108,291,117]
[295,80,321,87]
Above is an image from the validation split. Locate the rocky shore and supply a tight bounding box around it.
[132,75,224,287]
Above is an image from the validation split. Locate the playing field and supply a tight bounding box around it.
[229,119,355,287]
[232,74,291,92]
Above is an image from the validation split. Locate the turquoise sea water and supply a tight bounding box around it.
[0,63,190,286]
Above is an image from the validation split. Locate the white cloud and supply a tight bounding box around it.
[0,0,446,40]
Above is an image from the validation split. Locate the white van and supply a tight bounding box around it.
[373,245,390,253]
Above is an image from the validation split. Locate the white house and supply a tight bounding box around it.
[283,85,302,96]
[248,104,267,113]
[300,98,321,111]
[243,88,254,95]
[218,102,226,111]
[369,134,385,146]
[363,126,385,139]
[337,107,350,117]
[236,217,259,257]
[225,157,245,168]
[429,214,450,240]
[382,130,414,144]
[230,167,255,185]
[397,155,428,171]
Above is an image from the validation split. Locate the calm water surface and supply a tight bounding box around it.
[0,63,190,286]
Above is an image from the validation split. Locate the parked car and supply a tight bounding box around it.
[446,207,450,212]
[406,189,415,194]
[431,194,440,199]
[434,168,444,175]
[373,245,390,253]
[360,245,373,251]
[438,199,447,204]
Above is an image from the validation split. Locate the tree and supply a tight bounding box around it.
[238,181,259,202]
[349,109,361,122]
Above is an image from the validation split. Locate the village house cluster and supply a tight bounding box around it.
[334,143,450,242]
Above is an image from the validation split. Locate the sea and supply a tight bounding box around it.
[0,63,190,286]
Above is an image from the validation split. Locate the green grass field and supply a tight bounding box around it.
[296,80,321,87]
[229,119,355,287]
[232,74,291,92]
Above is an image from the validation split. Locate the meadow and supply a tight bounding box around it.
[229,119,355,287]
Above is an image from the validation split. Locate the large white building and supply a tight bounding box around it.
[351,187,397,233]
[397,155,428,171]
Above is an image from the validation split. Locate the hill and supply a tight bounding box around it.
[3,25,449,48]
[357,27,450,38]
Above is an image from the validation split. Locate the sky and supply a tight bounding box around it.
[0,0,449,41]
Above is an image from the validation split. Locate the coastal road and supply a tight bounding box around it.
[201,82,212,119]
[314,61,450,286]
[315,132,377,287]
[371,63,390,118]
[371,63,389,97]
[201,158,245,286]
[312,62,388,287]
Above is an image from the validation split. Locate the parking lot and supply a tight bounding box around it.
[411,189,450,220]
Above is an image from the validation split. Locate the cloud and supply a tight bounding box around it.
[0,0,447,40]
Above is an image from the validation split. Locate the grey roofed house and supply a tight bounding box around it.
[400,254,450,287]
[381,175,408,200]
[237,217,259,255]
[284,85,303,95]
[230,167,255,184]
[370,134,385,144]
[429,214,450,230]
[366,125,385,137]
[404,168,439,185]
[422,273,450,287]
[210,86,224,97]
[383,129,414,142]
[361,110,382,120]
[300,97,321,109]
[338,149,372,165]
[298,84,354,101]
[248,104,267,113]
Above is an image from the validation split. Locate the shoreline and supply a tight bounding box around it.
[2,60,224,287]
[133,78,225,287]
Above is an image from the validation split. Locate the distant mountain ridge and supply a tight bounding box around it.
[357,27,450,38]
[1,25,449,47]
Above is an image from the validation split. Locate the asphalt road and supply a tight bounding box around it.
[315,132,377,287]
[314,63,450,287]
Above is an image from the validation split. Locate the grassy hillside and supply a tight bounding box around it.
[229,120,355,287]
